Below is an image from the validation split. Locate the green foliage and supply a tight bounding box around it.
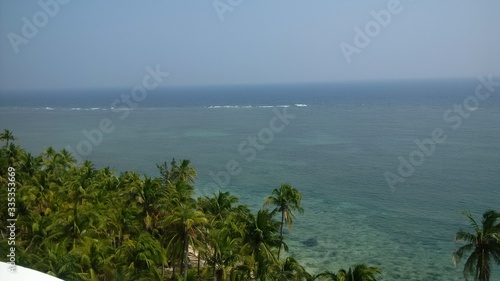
[453,210,500,281]
[315,264,381,281]
[0,130,391,281]
[0,129,17,147]
[264,183,304,259]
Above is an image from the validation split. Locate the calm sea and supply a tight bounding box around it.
[1,80,499,280]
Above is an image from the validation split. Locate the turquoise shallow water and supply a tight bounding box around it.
[1,82,499,280]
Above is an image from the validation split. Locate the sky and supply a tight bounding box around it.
[1,0,500,92]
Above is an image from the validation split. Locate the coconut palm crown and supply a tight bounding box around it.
[453,210,500,281]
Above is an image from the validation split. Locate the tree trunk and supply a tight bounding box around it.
[72,200,78,251]
[197,252,201,281]
[278,210,285,259]
[184,234,189,281]
[213,251,217,281]
[172,260,176,279]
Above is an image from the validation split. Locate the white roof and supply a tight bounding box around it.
[0,262,64,281]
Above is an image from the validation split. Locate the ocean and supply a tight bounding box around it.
[1,80,499,280]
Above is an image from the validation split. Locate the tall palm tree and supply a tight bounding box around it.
[116,232,165,280]
[72,237,116,280]
[0,129,16,147]
[157,158,197,185]
[20,152,42,177]
[41,146,58,170]
[264,183,304,258]
[453,210,500,281]
[165,200,208,280]
[58,148,77,170]
[198,191,240,280]
[241,209,283,279]
[62,160,100,250]
[173,159,197,184]
[205,225,241,281]
[31,241,83,281]
[273,256,312,281]
[5,143,22,167]
[199,191,239,222]
[19,174,55,217]
[157,159,197,204]
[126,175,166,231]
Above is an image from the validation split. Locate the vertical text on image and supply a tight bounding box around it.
[6,166,17,273]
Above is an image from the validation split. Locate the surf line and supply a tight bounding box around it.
[65,65,169,163]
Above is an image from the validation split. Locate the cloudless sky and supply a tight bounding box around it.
[1,0,499,91]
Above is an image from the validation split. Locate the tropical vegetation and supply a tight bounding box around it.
[453,210,500,281]
[2,130,498,280]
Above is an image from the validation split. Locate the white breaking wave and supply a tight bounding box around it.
[68,107,107,111]
[110,107,132,111]
[207,104,305,109]
[207,105,252,109]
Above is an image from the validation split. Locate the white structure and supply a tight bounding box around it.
[0,262,64,281]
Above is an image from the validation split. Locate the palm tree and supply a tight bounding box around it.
[61,160,100,250]
[20,152,42,177]
[126,175,166,231]
[198,191,239,222]
[173,159,197,184]
[19,178,55,217]
[41,146,58,172]
[316,264,381,281]
[30,241,83,281]
[158,160,197,204]
[264,183,304,258]
[0,129,16,147]
[116,232,166,280]
[241,209,283,279]
[72,237,116,280]
[198,191,240,280]
[5,143,22,167]
[157,158,197,185]
[453,210,500,281]
[273,257,312,281]
[205,226,241,281]
[165,200,208,280]
[58,148,77,170]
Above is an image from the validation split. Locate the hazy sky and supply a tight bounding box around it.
[1,1,499,91]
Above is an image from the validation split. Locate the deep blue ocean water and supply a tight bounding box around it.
[1,80,499,280]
